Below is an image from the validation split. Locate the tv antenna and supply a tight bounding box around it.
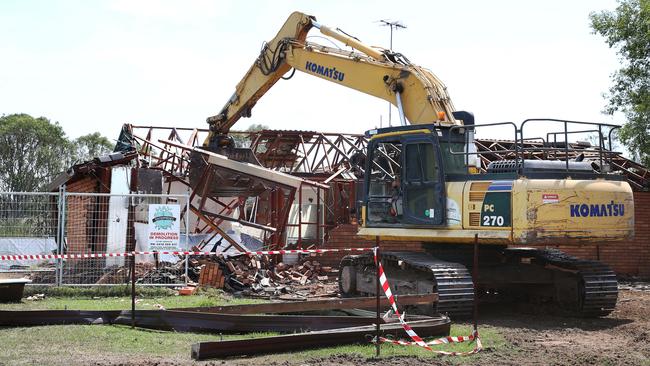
[378,19,407,126]
[378,19,407,51]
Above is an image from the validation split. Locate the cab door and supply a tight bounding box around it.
[402,136,446,226]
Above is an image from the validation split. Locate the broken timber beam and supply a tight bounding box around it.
[190,205,247,253]
[200,208,277,232]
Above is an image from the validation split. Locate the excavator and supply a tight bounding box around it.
[200,11,635,317]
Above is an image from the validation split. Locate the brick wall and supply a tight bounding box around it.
[319,224,424,266]
[64,168,112,255]
[65,177,99,253]
[320,191,650,278]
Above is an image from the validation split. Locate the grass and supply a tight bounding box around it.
[0,288,512,364]
[0,324,277,365]
[23,285,177,298]
[0,286,260,311]
[0,322,507,365]
[294,323,507,361]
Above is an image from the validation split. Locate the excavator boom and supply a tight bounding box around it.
[205,11,456,146]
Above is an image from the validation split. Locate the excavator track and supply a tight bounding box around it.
[339,251,474,318]
[339,247,617,318]
[533,248,618,317]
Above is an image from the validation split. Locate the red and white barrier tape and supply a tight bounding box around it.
[378,331,483,356]
[373,247,432,350]
[372,247,482,355]
[0,247,373,261]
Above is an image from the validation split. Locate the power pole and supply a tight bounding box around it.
[378,19,407,127]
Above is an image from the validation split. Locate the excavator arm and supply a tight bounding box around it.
[205,11,457,146]
[206,12,314,135]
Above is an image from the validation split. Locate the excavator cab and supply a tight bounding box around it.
[364,127,446,227]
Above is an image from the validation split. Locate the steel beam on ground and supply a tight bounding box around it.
[115,311,392,333]
[0,310,121,326]
[0,309,435,335]
[191,316,451,360]
[173,293,438,314]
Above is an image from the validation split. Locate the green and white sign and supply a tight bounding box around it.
[148,204,180,251]
[480,192,512,227]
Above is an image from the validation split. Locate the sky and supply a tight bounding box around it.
[0,0,624,143]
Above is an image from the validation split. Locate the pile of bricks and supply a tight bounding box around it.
[198,262,225,289]
[193,254,338,299]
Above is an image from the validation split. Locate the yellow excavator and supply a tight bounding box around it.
[202,12,634,317]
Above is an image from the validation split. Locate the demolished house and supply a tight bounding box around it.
[41,124,359,291]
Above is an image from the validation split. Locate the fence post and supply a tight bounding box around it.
[57,186,67,286]
[375,236,381,357]
[55,187,62,287]
[184,193,190,285]
[131,250,136,328]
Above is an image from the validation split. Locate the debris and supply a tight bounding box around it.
[25,248,338,301]
[619,281,650,292]
[25,293,45,301]
[198,262,225,289]
[29,261,188,286]
[199,254,338,298]
[179,286,197,296]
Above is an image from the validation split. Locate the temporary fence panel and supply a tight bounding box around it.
[61,192,190,286]
[0,191,191,286]
[0,192,61,285]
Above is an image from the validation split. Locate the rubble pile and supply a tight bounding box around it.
[28,260,187,285]
[25,252,341,299]
[98,262,186,285]
[191,254,339,299]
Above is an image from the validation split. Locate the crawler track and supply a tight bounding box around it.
[534,248,618,317]
[339,251,474,318]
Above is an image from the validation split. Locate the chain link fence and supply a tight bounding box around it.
[0,191,190,286]
[0,192,60,284]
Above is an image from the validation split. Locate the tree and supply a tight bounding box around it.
[0,114,71,192]
[232,123,269,148]
[590,0,650,166]
[0,114,114,192]
[70,132,113,164]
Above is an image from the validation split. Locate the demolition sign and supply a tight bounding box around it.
[148,204,180,251]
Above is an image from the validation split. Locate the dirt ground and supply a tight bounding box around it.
[473,288,650,366]
[276,288,650,366]
[85,287,650,366]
